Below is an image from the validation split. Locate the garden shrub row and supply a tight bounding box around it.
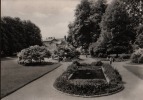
[102,64,122,84]
[54,61,123,96]
[18,61,53,66]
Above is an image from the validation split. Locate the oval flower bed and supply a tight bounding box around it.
[54,61,124,97]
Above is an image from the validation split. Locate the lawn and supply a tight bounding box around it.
[1,57,61,98]
[124,64,143,80]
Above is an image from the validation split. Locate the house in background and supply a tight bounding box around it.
[43,37,67,52]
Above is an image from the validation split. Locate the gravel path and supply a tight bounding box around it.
[2,56,143,100]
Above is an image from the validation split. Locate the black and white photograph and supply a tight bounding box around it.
[1,0,143,100]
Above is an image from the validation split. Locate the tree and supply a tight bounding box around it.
[135,25,143,48]
[23,20,43,46]
[67,0,107,49]
[99,0,135,56]
[123,0,143,48]
[57,46,80,59]
[1,16,43,56]
[89,0,143,57]
[89,0,107,42]
[124,0,143,27]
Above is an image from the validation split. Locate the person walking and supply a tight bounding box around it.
[109,57,113,65]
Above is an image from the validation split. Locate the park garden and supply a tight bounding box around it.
[1,0,143,99]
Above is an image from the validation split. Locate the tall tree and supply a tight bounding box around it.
[1,16,43,56]
[98,0,135,56]
[67,0,107,49]
[89,0,107,42]
[124,0,143,27]
[135,25,143,48]
[90,0,143,57]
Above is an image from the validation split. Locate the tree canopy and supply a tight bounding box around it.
[67,0,107,49]
[135,25,143,48]
[101,0,135,54]
[91,0,143,57]
[1,16,43,56]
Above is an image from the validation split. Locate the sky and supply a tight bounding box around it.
[1,0,112,39]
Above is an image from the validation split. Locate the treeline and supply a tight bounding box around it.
[1,16,43,56]
[67,0,143,57]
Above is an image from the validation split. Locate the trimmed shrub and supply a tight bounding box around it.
[72,61,80,66]
[131,48,143,63]
[102,64,122,83]
[91,61,103,66]
[17,45,51,66]
[57,46,80,60]
[54,62,123,96]
[67,63,79,72]
[119,54,131,59]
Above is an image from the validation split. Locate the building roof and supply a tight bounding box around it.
[43,37,64,42]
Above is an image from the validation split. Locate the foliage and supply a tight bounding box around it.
[102,63,122,83]
[54,61,123,96]
[57,46,80,59]
[17,45,51,66]
[124,0,143,28]
[72,61,80,66]
[123,0,143,48]
[67,0,107,49]
[119,54,131,59]
[1,16,43,56]
[90,0,143,56]
[131,48,143,63]
[135,25,143,48]
[100,0,135,54]
[91,61,103,66]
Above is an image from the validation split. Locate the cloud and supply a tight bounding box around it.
[33,12,48,18]
[2,0,112,38]
[1,0,80,38]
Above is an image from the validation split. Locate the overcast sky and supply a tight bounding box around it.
[1,0,112,39]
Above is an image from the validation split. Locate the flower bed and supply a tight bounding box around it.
[54,61,124,97]
[102,64,122,83]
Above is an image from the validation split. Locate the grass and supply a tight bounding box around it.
[1,57,61,98]
[124,65,143,80]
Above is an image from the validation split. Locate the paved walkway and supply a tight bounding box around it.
[2,57,143,100]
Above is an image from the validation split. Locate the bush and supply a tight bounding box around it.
[102,64,122,83]
[67,63,80,72]
[119,54,131,59]
[54,62,123,96]
[17,45,51,66]
[139,54,143,63]
[57,46,80,60]
[91,61,103,66]
[72,61,80,66]
[131,48,143,63]
[54,75,109,96]
[98,53,107,58]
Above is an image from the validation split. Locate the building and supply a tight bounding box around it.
[43,37,67,52]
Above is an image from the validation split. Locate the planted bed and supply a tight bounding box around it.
[54,61,124,97]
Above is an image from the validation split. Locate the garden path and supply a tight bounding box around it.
[2,56,143,100]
